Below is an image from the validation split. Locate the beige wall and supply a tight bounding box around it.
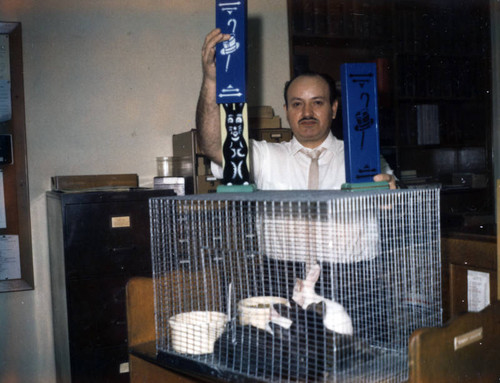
[0,1,289,382]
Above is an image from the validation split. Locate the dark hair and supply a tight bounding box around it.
[283,72,339,107]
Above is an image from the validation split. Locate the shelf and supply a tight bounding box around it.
[287,0,493,216]
[397,144,487,150]
[396,97,481,103]
[292,34,389,48]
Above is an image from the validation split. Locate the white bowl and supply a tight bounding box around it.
[168,311,228,354]
[238,296,290,330]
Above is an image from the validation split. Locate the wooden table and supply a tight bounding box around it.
[126,277,500,383]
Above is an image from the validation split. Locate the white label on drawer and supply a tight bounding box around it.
[454,327,483,351]
[111,216,131,228]
[119,362,129,373]
[467,270,490,312]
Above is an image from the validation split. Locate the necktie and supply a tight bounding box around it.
[301,148,324,189]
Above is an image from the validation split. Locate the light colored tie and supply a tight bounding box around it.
[301,148,324,189]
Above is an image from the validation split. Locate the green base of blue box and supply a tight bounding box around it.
[217,184,257,193]
[341,181,389,192]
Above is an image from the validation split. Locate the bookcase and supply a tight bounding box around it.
[287,0,493,225]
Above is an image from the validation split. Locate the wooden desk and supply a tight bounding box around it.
[127,277,500,382]
[126,277,202,383]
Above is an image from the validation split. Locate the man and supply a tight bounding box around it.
[196,29,396,190]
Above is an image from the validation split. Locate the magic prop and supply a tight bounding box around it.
[341,63,388,191]
[215,0,254,192]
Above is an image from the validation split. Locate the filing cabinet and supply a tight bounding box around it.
[46,188,174,383]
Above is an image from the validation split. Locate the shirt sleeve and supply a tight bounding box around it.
[250,139,263,184]
[380,155,396,178]
[210,161,223,179]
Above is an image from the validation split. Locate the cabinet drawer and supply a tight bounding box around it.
[64,201,152,277]
[66,276,130,350]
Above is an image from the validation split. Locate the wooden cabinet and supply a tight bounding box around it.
[441,233,497,322]
[47,188,174,383]
[173,130,221,194]
[287,0,493,224]
[127,276,500,382]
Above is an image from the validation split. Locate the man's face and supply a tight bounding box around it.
[284,75,338,149]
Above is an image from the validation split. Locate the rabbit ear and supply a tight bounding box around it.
[305,263,321,284]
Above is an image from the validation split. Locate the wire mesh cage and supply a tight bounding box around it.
[150,189,442,382]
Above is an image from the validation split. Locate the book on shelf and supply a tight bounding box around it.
[417,104,439,146]
[406,182,442,190]
[400,170,441,189]
[326,1,343,36]
[302,0,314,34]
[313,0,327,35]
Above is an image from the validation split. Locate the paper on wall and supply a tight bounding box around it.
[0,35,11,122]
[0,235,21,280]
[0,171,5,229]
[467,270,490,312]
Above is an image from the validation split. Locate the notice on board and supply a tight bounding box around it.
[0,235,21,280]
[467,270,490,312]
[0,34,11,122]
[0,171,5,228]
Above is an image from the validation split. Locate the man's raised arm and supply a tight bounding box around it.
[195,29,230,166]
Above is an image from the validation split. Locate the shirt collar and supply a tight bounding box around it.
[291,132,339,155]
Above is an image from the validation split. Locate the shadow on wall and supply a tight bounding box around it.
[247,17,263,107]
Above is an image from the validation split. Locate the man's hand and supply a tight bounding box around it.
[201,28,230,83]
[373,173,397,190]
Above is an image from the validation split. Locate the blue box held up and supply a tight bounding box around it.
[341,63,381,183]
[216,0,247,104]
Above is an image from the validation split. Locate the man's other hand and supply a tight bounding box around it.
[373,173,397,190]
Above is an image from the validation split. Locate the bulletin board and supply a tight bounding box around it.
[497,180,500,301]
[0,22,33,292]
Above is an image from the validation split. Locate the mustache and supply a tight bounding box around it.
[299,117,318,123]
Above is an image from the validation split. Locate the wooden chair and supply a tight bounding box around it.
[408,300,500,382]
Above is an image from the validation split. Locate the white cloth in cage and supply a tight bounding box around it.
[258,215,380,263]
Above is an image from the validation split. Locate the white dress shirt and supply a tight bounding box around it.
[211,132,393,190]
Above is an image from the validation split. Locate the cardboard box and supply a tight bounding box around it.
[250,128,292,143]
[248,105,274,119]
[249,116,281,130]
